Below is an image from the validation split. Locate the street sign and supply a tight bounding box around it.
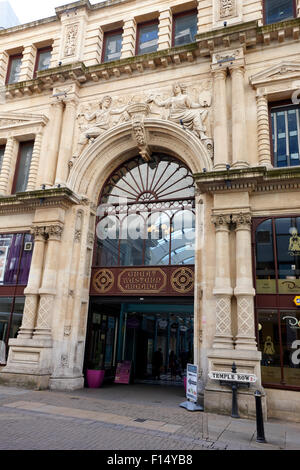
[293,296,300,307]
[208,370,257,384]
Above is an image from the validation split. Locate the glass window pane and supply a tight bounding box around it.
[276,218,300,294]
[103,32,122,62]
[287,109,300,165]
[37,49,51,72]
[7,56,22,84]
[170,210,195,265]
[276,111,287,167]
[0,297,13,348]
[174,12,197,46]
[10,297,25,339]
[95,216,120,267]
[18,234,34,285]
[255,219,276,293]
[14,142,34,193]
[144,212,171,265]
[104,316,116,367]
[0,146,5,173]
[265,0,295,24]
[258,309,282,385]
[280,311,300,386]
[138,23,158,55]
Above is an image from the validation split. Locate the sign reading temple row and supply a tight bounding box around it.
[209,371,257,383]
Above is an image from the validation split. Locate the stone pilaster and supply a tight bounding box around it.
[120,19,137,59]
[26,132,44,191]
[256,93,273,168]
[55,99,78,186]
[0,137,18,195]
[18,44,36,82]
[18,227,47,339]
[232,213,257,350]
[230,66,249,168]
[0,51,9,86]
[212,214,234,349]
[212,68,228,170]
[42,100,64,188]
[158,8,172,51]
[33,224,64,340]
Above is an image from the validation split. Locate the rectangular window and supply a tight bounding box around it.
[0,233,34,286]
[270,104,300,168]
[34,47,52,77]
[264,0,296,25]
[137,21,158,55]
[102,30,123,63]
[0,145,5,174]
[173,10,197,47]
[12,141,34,194]
[6,54,22,84]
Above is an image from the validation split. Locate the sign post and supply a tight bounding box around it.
[180,363,204,412]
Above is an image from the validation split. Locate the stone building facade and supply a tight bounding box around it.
[0,0,299,422]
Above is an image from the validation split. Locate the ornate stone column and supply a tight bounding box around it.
[42,100,64,188]
[18,227,47,339]
[120,19,137,59]
[33,224,63,340]
[158,8,172,51]
[212,69,228,170]
[26,132,44,191]
[0,137,17,195]
[256,92,273,168]
[212,214,234,349]
[55,99,77,186]
[232,213,257,350]
[230,66,249,168]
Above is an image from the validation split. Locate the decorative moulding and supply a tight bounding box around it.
[249,61,300,88]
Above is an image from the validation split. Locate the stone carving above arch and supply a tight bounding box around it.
[68,119,213,201]
[74,81,213,160]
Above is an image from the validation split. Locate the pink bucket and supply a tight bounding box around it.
[86,370,105,388]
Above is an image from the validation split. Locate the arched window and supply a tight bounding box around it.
[94,154,195,267]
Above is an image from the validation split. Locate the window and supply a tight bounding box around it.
[94,154,195,267]
[255,217,300,294]
[34,47,52,77]
[264,0,296,24]
[0,145,5,173]
[6,54,22,84]
[270,104,300,167]
[173,10,197,47]
[12,141,34,194]
[0,233,34,286]
[137,21,159,55]
[102,30,123,63]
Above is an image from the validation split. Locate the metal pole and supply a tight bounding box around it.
[255,390,266,443]
[231,383,240,418]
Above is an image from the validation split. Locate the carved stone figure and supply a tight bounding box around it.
[147,83,210,140]
[64,24,79,57]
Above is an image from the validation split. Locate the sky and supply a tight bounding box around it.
[8,0,104,25]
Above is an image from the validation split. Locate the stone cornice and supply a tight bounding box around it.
[0,187,82,215]
[194,166,300,194]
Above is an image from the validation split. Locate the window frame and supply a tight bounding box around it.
[11,140,34,195]
[263,0,297,25]
[33,46,52,78]
[6,53,23,85]
[253,216,300,391]
[136,19,159,56]
[0,144,5,173]
[172,9,198,47]
[268,100,300,168]
[101,28,123,63]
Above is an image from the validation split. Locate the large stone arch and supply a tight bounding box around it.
[68,119,212,202]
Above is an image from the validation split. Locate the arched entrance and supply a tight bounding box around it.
[84,152,196,385]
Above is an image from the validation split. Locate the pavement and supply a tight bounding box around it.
[0,382,299,451]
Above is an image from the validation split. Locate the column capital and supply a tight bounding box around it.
[45,224,64,241]
[232,212,252,230]
[31,225,48,241]
[229,64,245,76]
[212,214,231,230]
[211,67,227,79]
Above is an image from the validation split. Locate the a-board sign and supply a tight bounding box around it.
[186,363,198,403]
[208,371,257,383]
[114,361,132,384]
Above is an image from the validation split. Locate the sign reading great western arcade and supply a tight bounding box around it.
[90,266,195,296]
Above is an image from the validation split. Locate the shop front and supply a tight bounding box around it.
[84,153,196,386]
